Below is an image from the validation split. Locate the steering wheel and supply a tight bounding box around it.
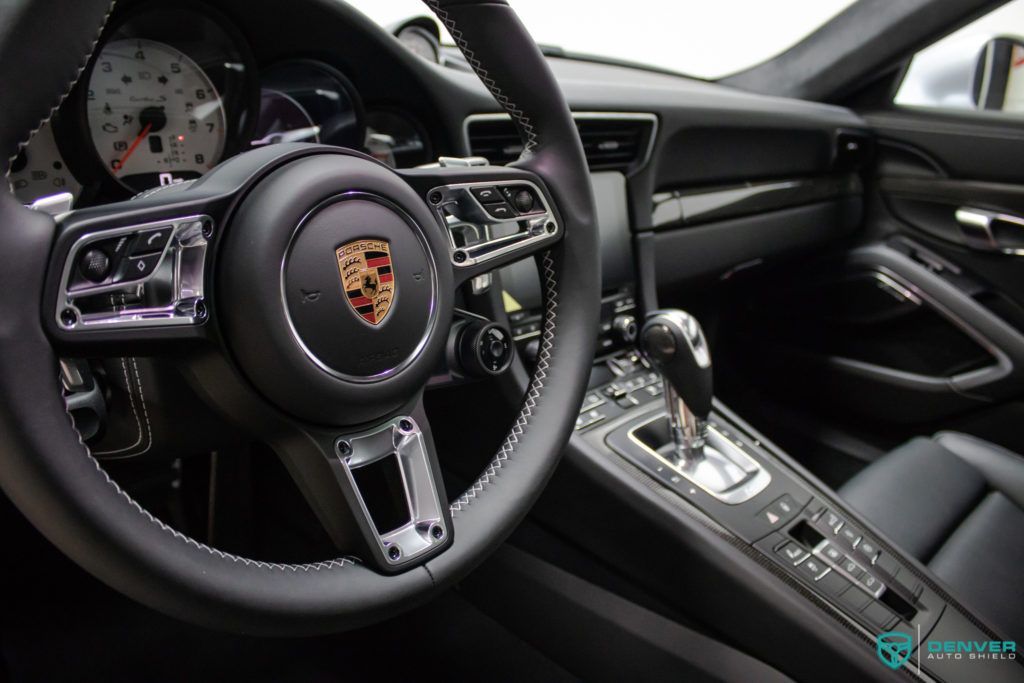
[0,0,598,634]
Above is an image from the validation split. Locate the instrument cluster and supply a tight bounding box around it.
[7,3,432,207]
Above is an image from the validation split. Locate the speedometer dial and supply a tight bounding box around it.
[86,38,226,192]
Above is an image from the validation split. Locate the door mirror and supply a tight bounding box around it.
[972,36,1024,112]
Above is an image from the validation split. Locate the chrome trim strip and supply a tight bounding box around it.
[624,413,771,505]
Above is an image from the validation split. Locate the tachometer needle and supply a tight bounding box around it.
[115,123,152,174]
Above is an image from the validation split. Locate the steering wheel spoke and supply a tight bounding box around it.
[399,165,564,288]
[272,401,452,572]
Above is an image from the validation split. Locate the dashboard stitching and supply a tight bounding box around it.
[450,250,556,514]
[423,0,538,154]
[92,357,152,458]
[5,1,117,174]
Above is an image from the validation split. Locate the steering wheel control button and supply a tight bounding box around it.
[470,186,501,203]
[118,253,162,282]
[483,201,515,221]
[129,226,173,255]
[78,248,111,283]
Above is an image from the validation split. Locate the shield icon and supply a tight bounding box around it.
[876,631,913,670]
[336,239,395,325]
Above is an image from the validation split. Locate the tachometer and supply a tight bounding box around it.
[8,122,81,205]
[86,38,226,192]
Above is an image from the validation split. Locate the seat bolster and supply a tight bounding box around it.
[934,431,1024,509]
[839,437,986,560]
[928,492,1024,642]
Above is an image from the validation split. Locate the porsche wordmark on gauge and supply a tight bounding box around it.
[86,38,227,192]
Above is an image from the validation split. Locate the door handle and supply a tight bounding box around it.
[955,207,1024,254]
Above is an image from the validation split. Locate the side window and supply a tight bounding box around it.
[895,0,1024,115]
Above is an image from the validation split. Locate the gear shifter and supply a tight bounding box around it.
[637,309,770,503]
[640,309,713,464]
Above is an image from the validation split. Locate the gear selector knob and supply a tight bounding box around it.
[640,310,713,420]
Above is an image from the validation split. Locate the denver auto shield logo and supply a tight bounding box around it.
[336,239,395,325]
[877,631,913,670]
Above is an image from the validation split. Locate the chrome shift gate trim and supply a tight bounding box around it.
[624,413,771,505]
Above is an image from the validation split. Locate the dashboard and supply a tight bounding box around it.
[7,0,869,329]
[7,2,433,208]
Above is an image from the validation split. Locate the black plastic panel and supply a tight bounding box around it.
[651,198,862,288]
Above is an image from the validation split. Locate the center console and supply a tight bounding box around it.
[571,331,1015,681]
[493,143,1016,683]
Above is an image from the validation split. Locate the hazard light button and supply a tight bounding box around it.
[757,494,800,528]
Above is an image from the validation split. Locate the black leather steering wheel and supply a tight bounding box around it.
[0,0,599,634]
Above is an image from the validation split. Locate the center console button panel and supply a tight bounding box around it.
[584,363,950,668]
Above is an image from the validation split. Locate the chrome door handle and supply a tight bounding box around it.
[955,207,1024,253]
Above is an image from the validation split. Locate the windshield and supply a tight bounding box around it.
[347,0,858,79]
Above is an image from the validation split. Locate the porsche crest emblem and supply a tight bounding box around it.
[336,239,395,325]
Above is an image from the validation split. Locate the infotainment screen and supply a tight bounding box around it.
[501,171,633,311]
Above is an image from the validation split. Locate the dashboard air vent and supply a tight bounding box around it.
[466,114,656,172]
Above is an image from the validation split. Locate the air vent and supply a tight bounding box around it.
[466,114,656,172]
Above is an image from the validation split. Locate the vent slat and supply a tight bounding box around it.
[467,116,653,170]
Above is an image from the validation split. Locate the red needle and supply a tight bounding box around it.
[115,122,152,174]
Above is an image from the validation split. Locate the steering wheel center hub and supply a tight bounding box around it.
[216,150,452,425]
[282,193,438,380]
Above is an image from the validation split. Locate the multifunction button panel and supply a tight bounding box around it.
[426,179,559,269]
[55,216,211,330]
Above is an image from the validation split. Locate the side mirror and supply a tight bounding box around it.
[972,36,1024,112]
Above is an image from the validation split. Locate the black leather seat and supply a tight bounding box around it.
[839,431,1024,642]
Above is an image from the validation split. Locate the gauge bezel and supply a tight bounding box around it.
[257,59,367,152]
[60,0,259,199]
[364,106,434,169]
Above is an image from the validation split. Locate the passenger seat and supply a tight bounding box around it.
[839,432,1024,643]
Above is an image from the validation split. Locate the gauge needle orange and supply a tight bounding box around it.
[115,123,152,173]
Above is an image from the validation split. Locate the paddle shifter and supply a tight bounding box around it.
[637,309,770,503]
[640,309,713,463]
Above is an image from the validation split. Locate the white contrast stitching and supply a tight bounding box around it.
[423,0,538,155]
[450,251,557,514]
[93,357,152,458]
[62,375,358,571]
[41,4,357,571]
[5,1,117,176]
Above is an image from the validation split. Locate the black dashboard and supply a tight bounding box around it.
[8,0,873,321]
